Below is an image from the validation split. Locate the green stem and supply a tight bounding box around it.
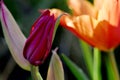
[93,48,102,80]
[31,65,43,80]
[105,50,119,80]
[79,40,93,79]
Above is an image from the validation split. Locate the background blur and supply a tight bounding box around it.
[0,0,120,80]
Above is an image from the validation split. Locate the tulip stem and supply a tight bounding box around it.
[79,40,93,79]
[93,48,102,80]
[31,65,43,80]
[105,50,119,80]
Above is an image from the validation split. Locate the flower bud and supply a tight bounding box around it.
[23,10,56,66]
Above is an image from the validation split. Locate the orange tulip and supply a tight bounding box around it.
[50,0,120,51]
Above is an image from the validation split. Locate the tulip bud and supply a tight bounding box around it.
[23,10,56,66]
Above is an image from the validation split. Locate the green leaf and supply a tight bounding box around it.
[0,1,30,71]
[47,48,64,80]
[61,54,89,80]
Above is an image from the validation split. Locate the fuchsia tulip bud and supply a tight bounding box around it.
[23,10,56,66]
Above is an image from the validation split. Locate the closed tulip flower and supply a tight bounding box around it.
[50,0,120,51]
[23,10,56,66]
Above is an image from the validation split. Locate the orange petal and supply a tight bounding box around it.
[68,0,97,18]
[50,9,97,48]
[50,9,120,51]
[93,21,120,51]
[72,16,120,51]
[98,0,120,26]
[70,15,98,47]
[59,14,120,51]
[94,0,105,10]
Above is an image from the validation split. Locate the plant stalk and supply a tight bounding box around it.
[31,65,43,80]
[105,50,119,80]
[93,48,102,80]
